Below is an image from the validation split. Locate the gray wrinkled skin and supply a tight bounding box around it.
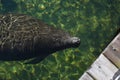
[0,14,80,63]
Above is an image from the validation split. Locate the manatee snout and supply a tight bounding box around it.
[65,37,80,48]
[70,37,80,47]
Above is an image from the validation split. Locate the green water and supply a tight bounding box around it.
[0,0,120,80]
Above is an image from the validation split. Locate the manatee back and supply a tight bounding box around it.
[0,14,70,60]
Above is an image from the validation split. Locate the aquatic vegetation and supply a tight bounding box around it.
[0,0,120,79]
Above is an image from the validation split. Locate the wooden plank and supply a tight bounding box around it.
[103,33,120,68]
[79,73,94,80]
[87,54,118,80]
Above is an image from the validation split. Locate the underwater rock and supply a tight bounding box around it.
[0,14,80,64]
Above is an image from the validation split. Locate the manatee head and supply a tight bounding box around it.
[63,37,80,48]
[51,35,80,52]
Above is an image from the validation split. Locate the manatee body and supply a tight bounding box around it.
[0,14,80,64]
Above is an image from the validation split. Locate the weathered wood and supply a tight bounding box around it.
[103,33,120,68]
[79,73,94,80]
[87,54,118,80]
[79,33,120,80]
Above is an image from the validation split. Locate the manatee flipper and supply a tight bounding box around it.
[25,57,45,64]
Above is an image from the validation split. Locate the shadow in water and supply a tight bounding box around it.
[0,0,17,13]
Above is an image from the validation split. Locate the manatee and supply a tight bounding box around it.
[0,13,80,64]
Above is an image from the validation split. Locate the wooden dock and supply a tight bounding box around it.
[79,33,120,80]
